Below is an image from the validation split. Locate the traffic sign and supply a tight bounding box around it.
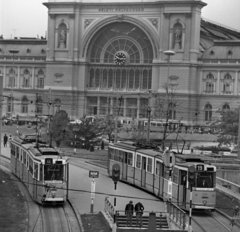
[89,171,99,178]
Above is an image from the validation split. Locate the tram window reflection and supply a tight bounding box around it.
[44,164,64,181]
[196,172,213,188]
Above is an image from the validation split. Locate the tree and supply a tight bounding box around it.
[73,116,104,145]
[49,110,69,147]
[128,118,146,142]
[101,114,115,142]
[152,82,182,147]
[210,108,238,146]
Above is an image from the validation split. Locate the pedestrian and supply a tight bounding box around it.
[135,202,144,227]
[3,134,8,147]
[125,200,134,227]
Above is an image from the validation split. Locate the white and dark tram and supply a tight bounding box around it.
[10,134,69,205]
[108,141,216,210]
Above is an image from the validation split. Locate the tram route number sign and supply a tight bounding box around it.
[89,171,99,178]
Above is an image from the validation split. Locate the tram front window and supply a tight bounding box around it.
[44,164,64,181]
[196,172,214,188]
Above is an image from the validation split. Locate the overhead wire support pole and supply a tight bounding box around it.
[147,90,152,143]
[114,95,123,143]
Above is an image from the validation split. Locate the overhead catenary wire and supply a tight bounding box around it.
[0,175,238,211]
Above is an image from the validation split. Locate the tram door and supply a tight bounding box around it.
[180,170,187,208]
[141,156,147,187]
[122,152,128,180]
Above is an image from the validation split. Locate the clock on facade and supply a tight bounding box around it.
[114,52,126,65]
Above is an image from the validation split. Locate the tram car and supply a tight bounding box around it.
[10,134,69,205]
[108,141,216,211]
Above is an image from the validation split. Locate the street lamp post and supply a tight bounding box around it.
[9,49,19,124]
[162,50,175,148]
[163,50,175,83]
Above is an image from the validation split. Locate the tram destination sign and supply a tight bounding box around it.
[89,171,99,178]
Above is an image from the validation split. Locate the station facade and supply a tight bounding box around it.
[1,0,240,126]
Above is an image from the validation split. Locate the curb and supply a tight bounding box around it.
[67,199,85,232]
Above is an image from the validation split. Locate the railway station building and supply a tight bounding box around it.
[1,0,240,126]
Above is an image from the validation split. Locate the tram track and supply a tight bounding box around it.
[192,210,239,232]
[0,155,82,232]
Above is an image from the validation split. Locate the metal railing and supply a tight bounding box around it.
[166,200,186,230]
[104,197,114,219]
[216,177,240,193]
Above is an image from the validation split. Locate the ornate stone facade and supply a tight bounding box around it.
[0,0,240,126]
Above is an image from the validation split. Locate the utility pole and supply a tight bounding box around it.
[35,93,39,147]
[147,90,152,142]
[0,74,3,169]
[238,106,240,159]
[114,95,123,143]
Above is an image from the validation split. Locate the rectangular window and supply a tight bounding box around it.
[127,152,133,165]
[173,168,179,184]
[36,105,43,114]
[22,103,28,113]
[44,164,64,181]
[109,148,114,160]
[136,154,141,169]
[34,163,39,180]
[113,149,118,162]
[16,147,20,160]
[147,157,152,173]
[155,160,161,176]
[11,144,15,157]
[23,151,27,165]
[29,158,33,175]
[37,78,44,88]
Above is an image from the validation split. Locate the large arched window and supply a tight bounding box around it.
[87,22,153,93]
[223,73,233,94]
[21,96,28,113]
[205,73,215,93]
[37,69,45,89]
[36,96,43,114]
[204,104,212,121]
[222,104,230,111]
[8,68,16,88]
[89,22,153,64]
[7,97,14,114]
[23,69,30,88]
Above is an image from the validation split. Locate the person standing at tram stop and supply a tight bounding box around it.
[3,134,8,147]
[125,200,134,227]
[135,202,145,228]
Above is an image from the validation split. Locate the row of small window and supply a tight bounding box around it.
[7,68,45,76]
[11,144,40,180]
[203,73,235,94]
[109,148,163,175]
[88,68,152,90]
[7,96,62,114]
[7,77,44,89]
[0,49,46,55]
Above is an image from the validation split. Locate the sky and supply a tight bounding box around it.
[0,0,240,39]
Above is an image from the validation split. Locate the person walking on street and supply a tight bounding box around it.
[3,134,8,147]
[125,200,134,227]
[135,202,144,227]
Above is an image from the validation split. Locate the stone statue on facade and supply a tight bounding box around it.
[59,27,66,48]
[174,26,182,49]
